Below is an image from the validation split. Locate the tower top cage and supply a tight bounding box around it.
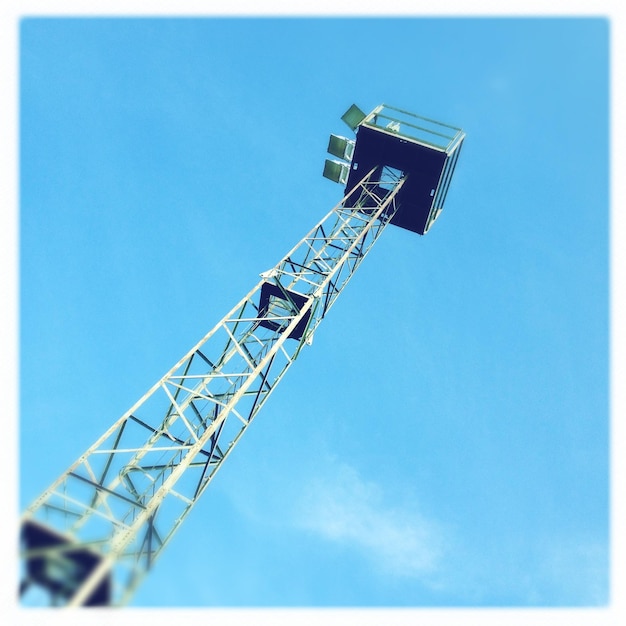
[324,103,466,235]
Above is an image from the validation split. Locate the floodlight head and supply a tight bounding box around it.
[323,159,350,185]
[327,134,355,161]
[341,104,366,131]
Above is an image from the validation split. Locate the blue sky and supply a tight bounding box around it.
[15,14,614,616]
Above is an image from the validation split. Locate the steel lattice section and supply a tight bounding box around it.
[20,166,406,606]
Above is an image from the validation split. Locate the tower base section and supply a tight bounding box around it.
[21,520,111,606]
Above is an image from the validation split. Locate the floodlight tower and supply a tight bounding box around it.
[20,104,465,606]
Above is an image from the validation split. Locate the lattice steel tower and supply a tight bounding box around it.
[20,104,465,606]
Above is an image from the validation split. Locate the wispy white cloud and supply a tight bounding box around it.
[533,537,609,606]
[294,459,445,580]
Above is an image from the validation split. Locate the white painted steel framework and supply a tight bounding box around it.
[20,166,406,606]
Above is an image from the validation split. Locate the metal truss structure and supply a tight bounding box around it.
[20,166,406,607]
